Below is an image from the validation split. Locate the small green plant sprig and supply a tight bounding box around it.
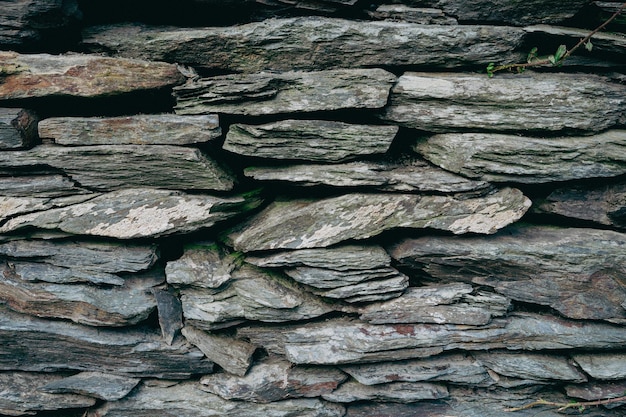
[487,1,626,77]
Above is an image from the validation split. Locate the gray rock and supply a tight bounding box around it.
[0,306,214,378]
[0,188,261,239]
[38,114,221,145]
[226,188,530,251]
[323,380,449,403]
[166,242,240,289]
[244,158,490,193]
[414,130,626,183]
[200,357,347,402]
[255,0,358,13]
[38,371,140,401]
[382,73,626,133]
[87,381,346,417]
[0,108,38,149]
[368,5,458,24]
[388,225,626,322]
[181,325,256,376]
[174,68,396,116]
[566,381,626,409]
[0,51,184,100]
[0,372,95,416]
[573,353,626,380]
[0,193,95,227]
[474,351,587,382]
[152,288,183,345]
[83,18,523,72]
[224,120,398,162]
[0,171,89,197]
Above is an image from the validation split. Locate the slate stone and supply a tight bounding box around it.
[255,0,358,13]
[200,357,347,402]
[414,130,626,183]
[382,73,626,133]
[566,381,626,409]
[226,188,530,252]
[224,120,398,162]
[38,371,141,401]
[83,18,523,72]
[0,188,261,239]
[0,51,185,100]
[0,108,38,149]
[474,351,587,382]
[322,380,449,403]
[152,288,183,345]
[38,114,221,145]
[388,225,626,322]
[173,68,396,116]
[166,242,239,289]
[573,353,626,380]
[0,172,89,197]
[368,5,458,24]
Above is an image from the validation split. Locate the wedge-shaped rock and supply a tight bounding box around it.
[240,313,626,365]
[388,225,626,322]
[474,352,587,383]
[573,353,626,380]
[0,171,89,197]
[0,372,95,416]
[182,325,256,376]
[359,284,510,325]
[0,188,261,239]
[414,131,626,183]
[323,380,448,403]
[200,357,347,402]
[0,306,213,378]
[83,18,523,72]
[39,372,140,401]
[0,52,184,100]
[382,73,626,133]
[224,120,398,162]
[245,158,490,192]
[152,288,183,345]
[341,353,493,386]
[166,242,240,289]
[535,182,626,229]
[0,144,235,191]
[38,114,221,145]
[368,5,458,24]
[174,69,396,116]
[227,188,530,251]
[88,381,345,417]
[566,381,626,408]
[0,108,38,149]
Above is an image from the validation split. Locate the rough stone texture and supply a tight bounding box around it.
[38,114,221,145]
[566,381,626,408]
[82,18,524,72]
[224,120,398,162]
[0,171,89,197]
[414,130,626,183]
[227,188,530,251]
[0,188,261,239]
[38,371,141,401]
[382,73,626,133]
[0,51,185,100]
[152,288,184,345]
[368,5,458,25]
[322,380,449,403]
[166,243,239,289]
[474,351,587,382]
[173,68,396,116]
[0,108,38,149]
[573,353,626,380]
[244,158,490,193]
[388,225,626,322]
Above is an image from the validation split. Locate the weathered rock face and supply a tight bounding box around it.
[0,108,38,149]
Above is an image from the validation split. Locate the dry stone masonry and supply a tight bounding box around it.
[1,0,626,416]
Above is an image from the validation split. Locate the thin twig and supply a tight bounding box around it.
[505,394,626,412]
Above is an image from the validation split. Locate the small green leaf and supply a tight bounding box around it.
[585,40,593,52]
[548,54,556,65]
[554,44,567,62]
[527,47,538,63]
[486,63,495,78]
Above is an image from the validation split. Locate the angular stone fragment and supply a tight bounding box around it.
[200,357,347,402]
[0,144,235,191]
[38,114,221,145]
[0,172,88,197]
[227,188,530,251]
[0,193,95,227]
[573,353,626,380]
[39,371,140,401]
[382,73,626,133]
[414,131,626,183]
[388,225,626,322]
[341,353,493,386]
[323,380,448,403]
[88,381,345,417]
[182,326,256,376]
[0,52,185,100]
[256,0,358,13]
[0,306,213,378]
[359,284,510,325]
[368,5,458,24]
[474,352,587,382]
[566,381,626,409]
[244,158,490,192]
[0,372,95,416]
[0,108,38,149]
[166,242,239,289]
[0,188,261,239]
[83,18,523,72]
[152,288,183,345]
[224,120,398,162]
[174,68,396,116]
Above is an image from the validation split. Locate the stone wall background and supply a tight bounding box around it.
[1,1,626,416]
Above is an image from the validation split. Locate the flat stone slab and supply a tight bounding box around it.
[38,371,141,401]
[226,188,530,251]
[572,353,626,380]
[414,130,626,183]
[381,73,626,133]
[224,120,398,162]
[174,68,396,116]
[323,380,449,403]
[368,5,458,24]
[83,18,523,72]
[0,108,38,149]
[38,114,221,145]
[0,171,89,197]
[0,51,185,100]
[166,242,238,289]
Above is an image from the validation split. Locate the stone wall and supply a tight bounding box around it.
[1,1,626,416]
